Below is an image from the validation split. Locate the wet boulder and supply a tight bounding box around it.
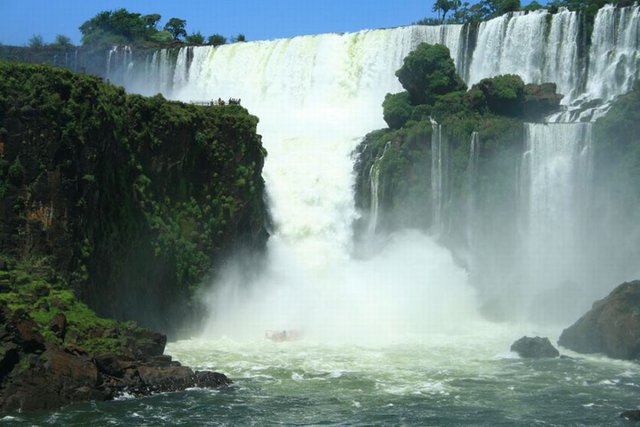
[511,336,560,358]
[621,410,640,421]
[558,281,640,360]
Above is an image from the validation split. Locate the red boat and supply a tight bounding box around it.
[265,330,302,342]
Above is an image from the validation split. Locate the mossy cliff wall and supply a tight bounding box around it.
[353,47,556,254]
[0,62,268,334]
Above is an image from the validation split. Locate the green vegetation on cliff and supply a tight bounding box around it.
[0,62,268,333]
[79,8,241,48]
[355,43,560,245]
[421,0,633,27]
[0,255,155,355]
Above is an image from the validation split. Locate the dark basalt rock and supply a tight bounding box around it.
[558,281,640,360]
[524,82,563,120]
[621,410,640,421]
[0,302,231,411]
[48,312,67,339]
[510,336,560,358]
[194,370,232,388]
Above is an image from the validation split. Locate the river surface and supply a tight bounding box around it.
[4,329,640,426]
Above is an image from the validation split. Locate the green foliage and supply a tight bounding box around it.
[0,61,268,332]
[142,13,162,30]
[208,34,227,47]
[383,92,414,129]
[164,17,187,41]
[469,74,525,117]
[0,259,125,354]
[433,0,462,23]
[53,34,73,48]
[185,31,205,45]
[521,1,545,11]
[416,0,628,27]
[354,42,551,239]
[80,9,155,46]
[232,34,247,43]
[78,9,192,47]
[413,17,444,25]
[28,34,44,48]
[396,43,467,105]
[484,0,521,17]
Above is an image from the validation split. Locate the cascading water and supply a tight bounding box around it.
[430,118,446,234]
[517,123,594,322]
[587,4,640,101]
[366,141,390,236]
[110,27,484,342]
[466,132,480,251]
[106,45,133,84]
[111,5,639,113]
[467,8,581,103]
[108,4,640,331]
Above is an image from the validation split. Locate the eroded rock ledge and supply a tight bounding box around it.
[0,301,230,411]
[558,281,640,360]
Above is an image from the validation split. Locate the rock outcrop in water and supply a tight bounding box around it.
[510,336,560,358]
[0,301,230,411]
[558,281,640,360]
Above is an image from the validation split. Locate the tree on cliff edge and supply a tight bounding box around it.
[164,18,187,41]
[396,43,466,105]
[79,9,164,46]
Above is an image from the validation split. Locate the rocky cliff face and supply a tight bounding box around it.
[558,281,640,360]
[0,297,230,411]
[0,62,268,333]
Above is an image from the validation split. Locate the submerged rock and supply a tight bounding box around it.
[621,410,640,421]
[558,281,640,360]
[510,336,560,358]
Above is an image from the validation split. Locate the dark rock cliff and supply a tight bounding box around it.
[0,61,268,334]
[558,281,640,360]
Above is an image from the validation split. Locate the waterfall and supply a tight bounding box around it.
[518,123,593,318]
[466,132,480,250]
[430,118,447,233]
[466,5,639,113]
[468,9,581,104]
[585,4,640,103]
[110,5,640,330]
[366,141,390,236]
[106,45,133,84]
[112,5,639,114]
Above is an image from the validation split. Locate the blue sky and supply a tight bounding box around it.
[0,0,438,46]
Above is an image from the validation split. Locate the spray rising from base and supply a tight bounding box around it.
[202,230,491,345]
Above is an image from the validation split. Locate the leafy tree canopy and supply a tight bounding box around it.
[54,34,73,47]
[383,92,414,129]
[28,34,45,48]
[79,9,193,46]
[396,43,467,105]
[185,31,205,45]
[433,0,461,23]
[164,18,187,41]
[231,34,246,43]
[467,74,526,116]
[80,9,156,46]
[208,34,227,47]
